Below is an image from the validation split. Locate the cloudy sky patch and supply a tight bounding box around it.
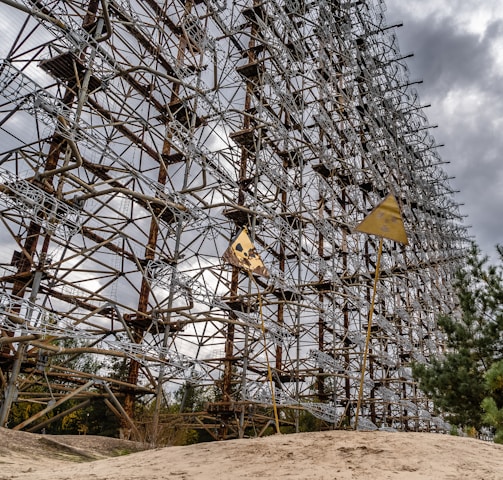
[386,0,503,259]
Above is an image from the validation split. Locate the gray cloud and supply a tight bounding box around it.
[386,2,503,259]
[397,14,502,96]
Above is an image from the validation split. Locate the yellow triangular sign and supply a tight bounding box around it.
[355,194,408,245]
[223,228,270,278]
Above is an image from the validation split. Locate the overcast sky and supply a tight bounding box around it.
[0,1,500,262]
[384,1,503,261]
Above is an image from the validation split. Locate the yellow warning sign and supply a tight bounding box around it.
[355,194,408,245]
[223,228,270,278]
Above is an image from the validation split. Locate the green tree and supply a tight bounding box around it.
[413,244,503,430]
[482,360,503,443]
[8,339,121,436]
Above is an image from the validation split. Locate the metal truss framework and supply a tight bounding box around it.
[0,0,467,440]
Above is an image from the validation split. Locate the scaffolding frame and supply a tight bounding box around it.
[0,0,466,440]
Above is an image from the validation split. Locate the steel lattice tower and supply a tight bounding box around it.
[0,0,467,440]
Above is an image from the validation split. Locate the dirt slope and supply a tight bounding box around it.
[1,427,503,480]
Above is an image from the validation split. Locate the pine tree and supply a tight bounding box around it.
[413,244,503,430]
[482,360,503,443]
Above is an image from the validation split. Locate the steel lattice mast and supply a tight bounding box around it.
[0,0,467,440]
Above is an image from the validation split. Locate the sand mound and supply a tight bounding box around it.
[1,427,503,479]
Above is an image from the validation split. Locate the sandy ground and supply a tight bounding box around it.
[1,427,503,480]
